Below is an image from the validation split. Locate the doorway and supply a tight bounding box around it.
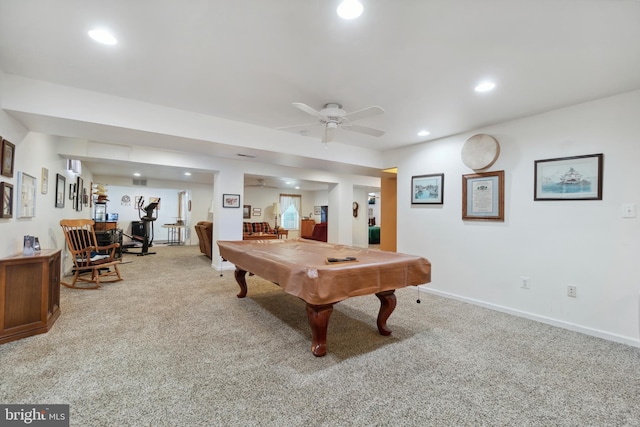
[380,169,397,252]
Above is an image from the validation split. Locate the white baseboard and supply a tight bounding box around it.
[418,286,640,348]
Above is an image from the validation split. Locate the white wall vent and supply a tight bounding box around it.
[133,179,147,186]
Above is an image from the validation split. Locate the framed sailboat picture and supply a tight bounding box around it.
[534,154,603,201]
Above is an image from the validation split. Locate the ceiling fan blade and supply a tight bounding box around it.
[343,105,384,122]
[293,102,327,119]
[322,125,336,143]
[276,123,320,131]
[345,123,385,137]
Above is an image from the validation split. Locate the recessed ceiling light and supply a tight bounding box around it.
[337,0,363,19]
[294,186,300,190]
[133,172,141,177]
[88,28,117,45]
[475,81,496,93]
[417,130,430,137]
[184,172,192,176]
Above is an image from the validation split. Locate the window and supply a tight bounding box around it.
[280,194,301,230]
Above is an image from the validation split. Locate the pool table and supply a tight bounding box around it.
[217,238,431,356]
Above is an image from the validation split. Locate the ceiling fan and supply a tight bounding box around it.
[278,102,385,144]
[244,178,277,188]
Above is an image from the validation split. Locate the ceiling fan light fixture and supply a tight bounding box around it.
[337,0,364,20]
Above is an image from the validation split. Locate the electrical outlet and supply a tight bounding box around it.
[520,276,530,289]
[567,285,577,298]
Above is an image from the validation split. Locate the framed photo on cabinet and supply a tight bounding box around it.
[462,170,504,221]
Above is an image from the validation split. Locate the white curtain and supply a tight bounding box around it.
[280,194,301,230]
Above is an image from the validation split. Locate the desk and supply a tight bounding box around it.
[217,239,431,356]
[94,221,118,231]
[162,224,187,245]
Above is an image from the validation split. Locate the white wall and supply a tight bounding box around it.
[388,90,640,346]
[0,131,94,273]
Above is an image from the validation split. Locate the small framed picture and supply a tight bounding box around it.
[75,176,83,211]
[223,193,240,208]
[462,170,504,221]
[1,139,15,178]
[55,174,65,208]
[1,182,13,218]
[534,153,603,201]
[243,205,251,219]
[411,173,444,205]
[314,206,321,215]
[41,167,49,194]
[23,235,36,256]
[18,172,37,218]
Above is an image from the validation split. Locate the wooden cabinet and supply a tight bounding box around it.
[301,219,315,238]
[0,249,61,344]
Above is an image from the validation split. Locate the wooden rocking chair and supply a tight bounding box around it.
[60,219,123,289]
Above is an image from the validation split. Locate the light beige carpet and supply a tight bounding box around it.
[1,245,639,426]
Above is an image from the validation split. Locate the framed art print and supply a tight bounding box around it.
[17,171,37,218]
[243,205,251,219]
[462,170,504,221]
[1,182,13,218]
[223,194,240,208]
[534,153,603,201]
[411,173,444,205]
[75,176,83,211]
[55,174,66,208]
[1,139,15,178]
[41,167,49,194]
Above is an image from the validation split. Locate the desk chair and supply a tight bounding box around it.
[60,219,123,289]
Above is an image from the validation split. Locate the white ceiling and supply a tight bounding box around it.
[1,0,639,185]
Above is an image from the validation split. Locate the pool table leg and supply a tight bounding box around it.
[234,268,248,298]
[305,303,334,357]
[375,290,397,335]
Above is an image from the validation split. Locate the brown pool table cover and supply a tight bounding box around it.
[217,238,431,305]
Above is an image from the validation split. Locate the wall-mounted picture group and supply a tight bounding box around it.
[411,151,603,222]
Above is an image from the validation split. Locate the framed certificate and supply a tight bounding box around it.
[462,170,504,221]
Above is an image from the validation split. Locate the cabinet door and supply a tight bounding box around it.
[2,262,43,332]
[48,252,61,319]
